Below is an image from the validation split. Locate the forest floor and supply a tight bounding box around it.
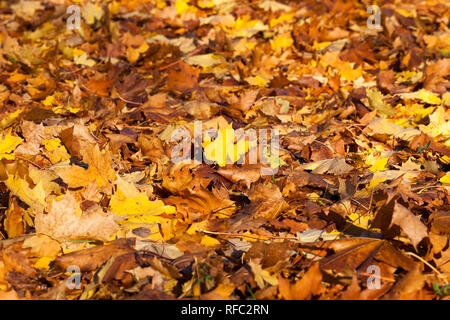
[0,0,449,300]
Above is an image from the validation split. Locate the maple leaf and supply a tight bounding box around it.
[248,259,279,289]
[110,177,175,219]
[35,192,120,242]
[5,174,46,213]
[203,123,251,167]
[0,132,22,160]
[53,144,116,188]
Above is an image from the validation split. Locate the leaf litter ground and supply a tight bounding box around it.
[0,0,449,300]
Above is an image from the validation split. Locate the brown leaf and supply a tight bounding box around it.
[167,61,199,93]
[4,198,24,238]
[54,239,135,272]
[340,274,361,300]
[430,211,450,235]
[383,263,427,300]
[278,262,322,300]
[217,165,261,188]
[245,183,288,219]
[244,241,291,271]
[137,134,165,161]
[2,242,36,277]
[372,200,428,249]
[313,238,415,273]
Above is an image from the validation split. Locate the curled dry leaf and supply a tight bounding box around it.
[54,239,135,272]
[372,200,428,249]
[35,193,119,242]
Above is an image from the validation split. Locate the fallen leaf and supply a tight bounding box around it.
[35,193,120,242]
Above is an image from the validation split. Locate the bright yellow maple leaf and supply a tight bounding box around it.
[440,173,450,184]
[225,15,268,37]
[369,157,389,172]
[33,257,54,271]
[42,138,71,164]
[203,123,250,167]
[126,42,149,63]
[110,177,175,219]
[245,75,269,87]
[53,144,116,188]
[416,89,441,105]
[5,174,46,213]
[270,33,293,50]
[0,132,22,160]
[110,178,176,241]
[175,0,197,14]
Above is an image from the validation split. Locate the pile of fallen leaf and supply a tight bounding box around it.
[0,0,449,300]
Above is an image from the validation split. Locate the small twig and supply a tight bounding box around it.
[411,185,441,192]
[404,251,448,284]
[158,46,205,71]
[200,229,297,241]
[358,271,396,283]
[114,88,144,106]
[15,156,44,169]
[351,198,370,211]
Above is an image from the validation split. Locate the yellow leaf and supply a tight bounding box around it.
[110,177,175,217]
[74,53,96,67]
[175,0,197,14]
[269,12,294,27]
[416,89,441,105]
[203,124,250,166]
[270,33,293,50]
[369,157,389,172]
[0,109,22,130]
[53,144,116,188]
[0,132,22,160]
[248,260,278,289]
[348,213,372,229]
[5,175,46,213]
[42,95,55,106]
[420,106,450,139]
[366,88,396,117]
[226,15,268,37]
[440,174,450,184]
[200,235,220,246]
[82,1,103,25]
[126,42,149,62]
[42,138,71,164]
[186,221,208,235]
[34,257,54,271]
[185,53,225,68]
[245,75,269,87]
